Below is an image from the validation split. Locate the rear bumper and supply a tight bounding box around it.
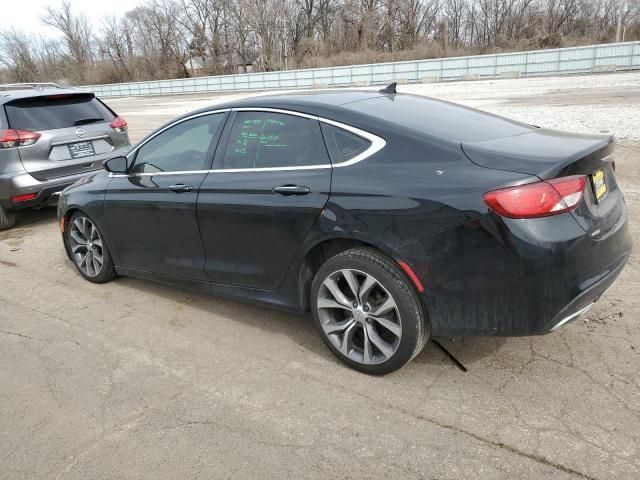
[0,168,103,210]
[395,206,632,336]
[544,247,630,332]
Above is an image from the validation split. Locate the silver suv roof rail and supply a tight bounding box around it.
[0,82,70,91]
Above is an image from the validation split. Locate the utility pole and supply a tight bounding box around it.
[283,15,288,70]
[616,0,624,43]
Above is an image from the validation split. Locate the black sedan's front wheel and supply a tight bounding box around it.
[66,212,116,283]
[310,248,429,375]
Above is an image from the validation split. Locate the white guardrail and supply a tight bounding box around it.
[79,41,640,98]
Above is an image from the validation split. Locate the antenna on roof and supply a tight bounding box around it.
[379,82,397,94]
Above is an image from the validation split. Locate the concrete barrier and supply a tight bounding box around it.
[592,64,618,73]
[498,71,521,79]
[393,78,408,85]
[312,83,328,89]
[420,76,439,83]
[351,80,370,87]
[462,74,480,81]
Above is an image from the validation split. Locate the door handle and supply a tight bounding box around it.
[168,184,194,193]
[272,185,311,196]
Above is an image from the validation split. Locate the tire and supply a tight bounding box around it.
[310,247,429,375]
[0,205,17,231]
[66,212,116,284]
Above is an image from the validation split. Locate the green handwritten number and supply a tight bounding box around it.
[232,117,289,162]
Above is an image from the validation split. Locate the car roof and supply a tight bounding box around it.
[175,90,407,139]
[189,89,534,144]
[191,90,386,116]
[0,88,89,104]
[231,90,383,107]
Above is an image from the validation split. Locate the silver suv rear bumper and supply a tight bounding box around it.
[0,168,103,210]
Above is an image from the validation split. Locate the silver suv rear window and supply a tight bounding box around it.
[5,94,115,132]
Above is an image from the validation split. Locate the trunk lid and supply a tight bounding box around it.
[4,93,129,181]
[462,128,623,238]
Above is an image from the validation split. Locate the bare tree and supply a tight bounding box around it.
[180,0,227,74]
[42,1,93,82]
[0,0,638,85]
[99,15,135,82]
[127,0,190,79]
[0,29,39,82]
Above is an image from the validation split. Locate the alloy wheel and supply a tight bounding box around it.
[317,269,402,365]
[69,217,104,278]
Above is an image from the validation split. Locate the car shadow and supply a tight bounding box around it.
[14,206,57,228]
[110,274,507,373]
[413,336,508,371]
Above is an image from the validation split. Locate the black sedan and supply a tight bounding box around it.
[58,86,632,374]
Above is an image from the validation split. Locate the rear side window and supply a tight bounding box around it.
[222,112,323,169]
[5,94,115,131]
[321,123,371,164]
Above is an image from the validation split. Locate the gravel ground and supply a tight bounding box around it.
[0,71,639,480]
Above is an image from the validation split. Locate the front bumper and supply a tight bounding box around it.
[0,168,103,210]
[395,207,632,337]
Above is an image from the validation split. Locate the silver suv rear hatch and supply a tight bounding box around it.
[4,93,130,181]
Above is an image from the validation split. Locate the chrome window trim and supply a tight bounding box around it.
[110,107,386,177]
[319,117,386,168]
[52,135,110,147]
[125,109,231,160]
[232,107,319,121]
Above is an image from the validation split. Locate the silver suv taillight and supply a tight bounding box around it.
[0,129,41,148]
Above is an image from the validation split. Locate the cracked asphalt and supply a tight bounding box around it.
[1,74,639,479]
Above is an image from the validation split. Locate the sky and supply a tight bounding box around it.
[0,0,145,37]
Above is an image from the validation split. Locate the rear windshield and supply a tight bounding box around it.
[345,94,533,142]
[5,94,115,131]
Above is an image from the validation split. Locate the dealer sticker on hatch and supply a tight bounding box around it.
[591,169,607,203]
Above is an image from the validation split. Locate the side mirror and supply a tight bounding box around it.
[104,156,128,174]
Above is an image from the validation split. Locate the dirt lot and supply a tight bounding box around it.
[1,72,639,479]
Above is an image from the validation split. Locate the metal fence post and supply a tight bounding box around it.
[557,49,562,75]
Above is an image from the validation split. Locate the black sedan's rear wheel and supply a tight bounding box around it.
[66,212,116,283]
[310,248,429,375]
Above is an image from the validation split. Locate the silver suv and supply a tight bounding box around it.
[0,84,131,230]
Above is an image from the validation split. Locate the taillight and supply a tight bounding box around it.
[110,116,128,133]
[483,176,587,219]
[11,193,37,203]
[0,129,41,148]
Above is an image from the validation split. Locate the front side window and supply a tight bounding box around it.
[131,113,225,174]
[222,112,322,169]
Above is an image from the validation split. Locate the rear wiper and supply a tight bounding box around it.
[73,117,104,126]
